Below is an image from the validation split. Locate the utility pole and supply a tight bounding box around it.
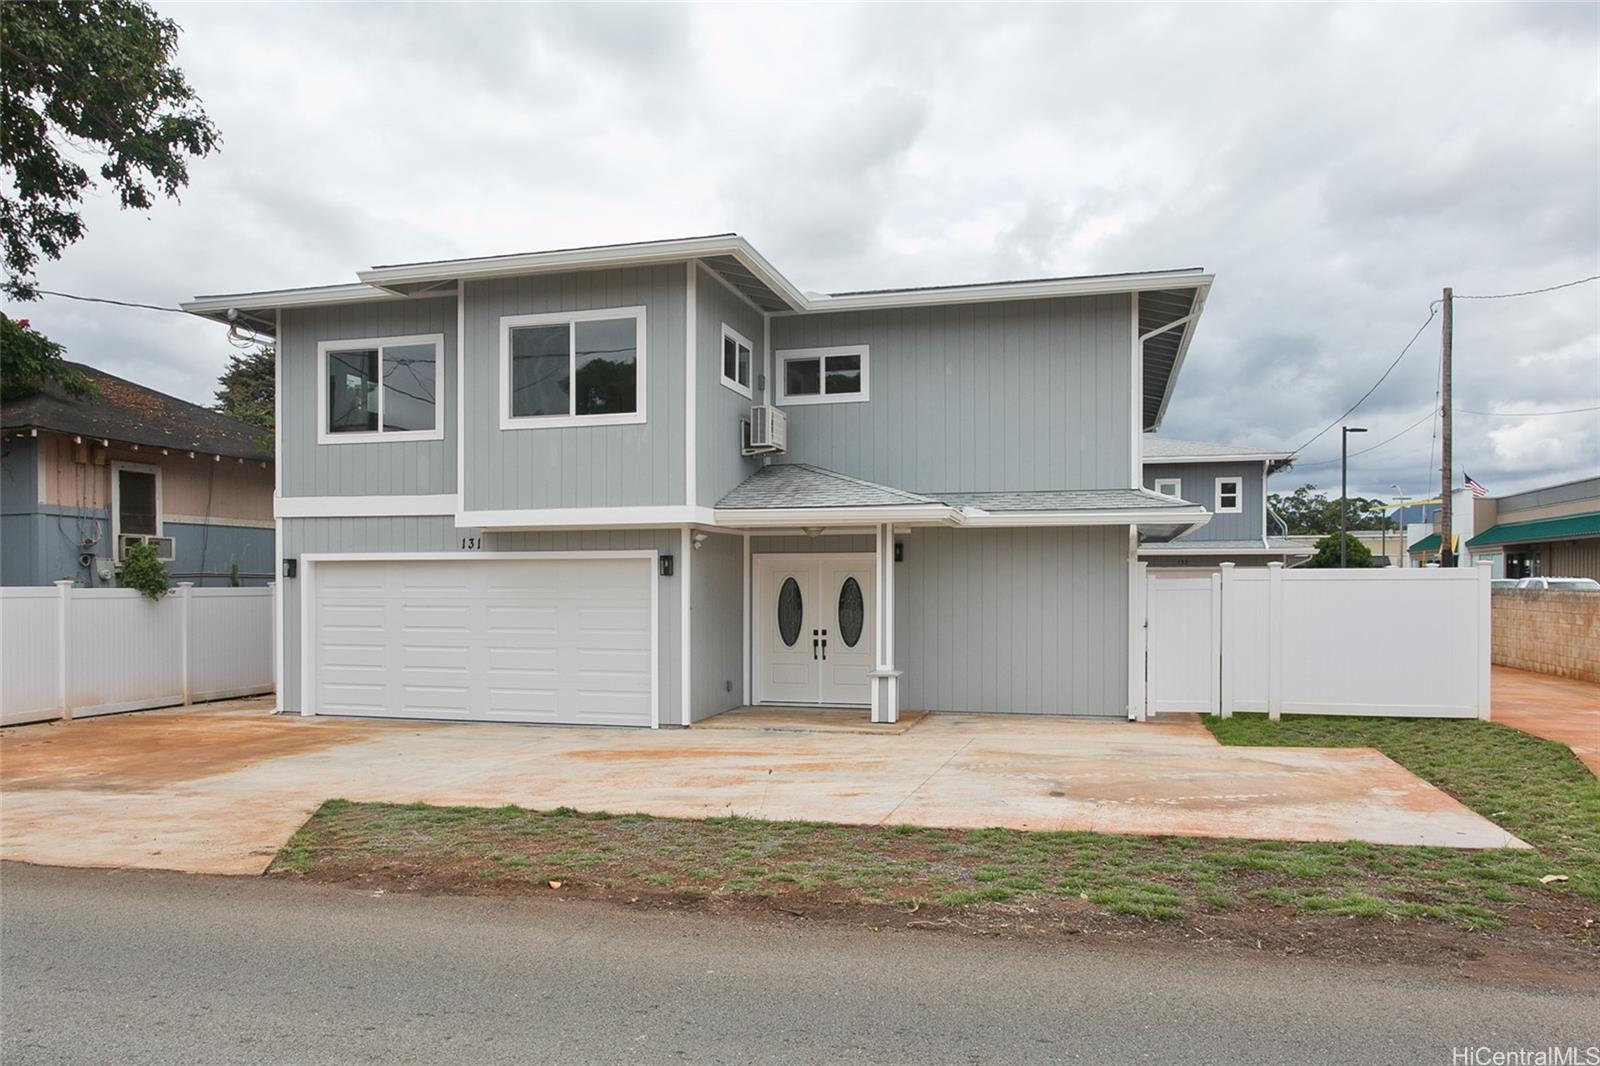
[1439,287,1453,566]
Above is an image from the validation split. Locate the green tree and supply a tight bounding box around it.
[214,346,275,431]
[0,312,92,400]
[1,0,221,299]
[1304,531,1375,569]
[1269,483,1393,535]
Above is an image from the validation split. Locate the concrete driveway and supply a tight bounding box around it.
[0,702,1524,876]
[1492,666,1600,776]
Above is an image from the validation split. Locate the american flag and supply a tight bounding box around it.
[1465,473,1488,498]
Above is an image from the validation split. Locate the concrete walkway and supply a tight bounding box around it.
[0,701,1524,876]
[1493,666,1600,776]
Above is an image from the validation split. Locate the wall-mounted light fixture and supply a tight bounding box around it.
[692,532,709,551]
[659,555,674,577]
[282,558,298,579]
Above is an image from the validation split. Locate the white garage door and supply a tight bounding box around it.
[311,556,654,726]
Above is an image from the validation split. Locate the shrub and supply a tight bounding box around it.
[118,541,172,601]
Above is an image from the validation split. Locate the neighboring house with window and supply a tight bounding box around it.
[1139,436,1305,567]
[0,361,274,587]
[183,233,1215,727]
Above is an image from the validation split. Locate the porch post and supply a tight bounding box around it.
[870,522,900,724]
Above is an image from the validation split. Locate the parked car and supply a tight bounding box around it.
[1491,578,1520,589]
[1514,576,1600,591]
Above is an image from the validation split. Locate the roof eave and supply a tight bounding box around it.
[713,504,961,527]
[959,507,1212,529]
[794,270,1214,316]
[1147,280,1211,432]
[1143,449,1295,465]
[181,284,403,334]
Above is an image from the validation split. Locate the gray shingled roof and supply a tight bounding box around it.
[1143,435,1293,461]
[1142,537,1311,553]
[717,464,944,510]
[933,488,1197,513]
[718,466,1205,514]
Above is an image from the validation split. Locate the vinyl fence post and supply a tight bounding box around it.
[178,582,194,706]
[1266,562,1284,722]
[1476,562,1492,721]
[1217,562,1235,719]
[54,580,73,722]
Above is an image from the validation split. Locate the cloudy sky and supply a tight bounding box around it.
[8,2,1597,501]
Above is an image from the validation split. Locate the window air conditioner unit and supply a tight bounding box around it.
[119,534,176,562]
[742,404,787,456]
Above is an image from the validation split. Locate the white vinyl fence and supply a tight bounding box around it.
[1144,562,1491,720]
[1,582,274,727]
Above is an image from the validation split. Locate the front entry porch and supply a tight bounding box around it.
[694,704,929,735]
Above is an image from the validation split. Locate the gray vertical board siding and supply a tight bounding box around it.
[165,522,275,586]
[279,296,458,498]
[461,266,686,511]
[1143,461,1265,542]
[2,505,108,586]
[896,526,1129,717]
[770,294,1133,493]
[689,530,744,721]
[0,439,40,584]
[751,534,875,554]
[278,520,684,725]
[696,264,766,507]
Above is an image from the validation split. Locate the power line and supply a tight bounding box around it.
[31,289,185,314]
[1458,404,1600,417]
[1291,307,1439,456]
[1290,406,1438,469]
[1450,274,1600,302]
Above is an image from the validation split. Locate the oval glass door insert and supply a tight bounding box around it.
[837,577,864,647]
[777,577,803,647]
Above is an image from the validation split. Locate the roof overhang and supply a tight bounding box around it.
[799,269,1213,315]
[1140,283,1212,432]
[181,283,404,335]
[711,503,1212,534]
[1143,451,1295,466]
[713,504,962,528]
[1139,542,1305,556]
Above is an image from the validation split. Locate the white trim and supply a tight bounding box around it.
[316,333,446,444]
[182,283,407,326]
[716,504,958,527]
[719,322,754,399]
[1215,477,1243,514]
[799,270,1214,315]
[277,494,456,518]
[110,460,164,549]
[762,313,772,406]
[297,550,661,727]
[685,266,696,506]
[741,531,751,706]
[1130,292,1142,484]
[461,504,716,530]
[1127,527,1145,721]
[498,306,647,430]
[959,508,1213,530]
[774,345,870,406]
[456,279,466,514]
[1142,451,1294,465]
[273,308,284,712]
[1140,544,1300,556]
[679,527,691,727]
[1153,477,1182,499]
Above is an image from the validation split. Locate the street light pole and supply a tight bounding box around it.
[1340,425,1367,568]
[1391,484,1409,569]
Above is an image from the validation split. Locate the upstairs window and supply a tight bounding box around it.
[1215,477,1242,513]
[501,307,646,429]
[1154,478,1182,498]
[776,345,869,406]
[721,324,753,398]
[319,334,444,443]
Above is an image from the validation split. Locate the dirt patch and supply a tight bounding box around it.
[0,712,411,791]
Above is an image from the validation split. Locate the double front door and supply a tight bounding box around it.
[754,554,875,705]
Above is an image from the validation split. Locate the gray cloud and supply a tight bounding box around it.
[5,1,1595,501]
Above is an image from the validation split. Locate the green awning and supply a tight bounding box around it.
[1466,510,1600,551]
[1409,533,1441,553]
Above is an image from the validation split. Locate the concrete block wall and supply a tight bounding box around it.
[1491,589,1600,684]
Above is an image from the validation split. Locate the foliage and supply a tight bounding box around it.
[0,0,220,298]
[117,540,171,601]
[1269,483,1392,535]
[213,346,275,431]
[0,313,93,400]
[1304,531,1375,568]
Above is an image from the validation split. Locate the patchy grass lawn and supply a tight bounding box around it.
[274,717,1597,947]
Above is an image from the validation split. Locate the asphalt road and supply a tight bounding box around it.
[2,863,1594,1066]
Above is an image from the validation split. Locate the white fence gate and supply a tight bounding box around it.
[0,582,275,727]
[1143,563,1492,720]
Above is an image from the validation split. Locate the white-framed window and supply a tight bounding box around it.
[720,323,753,399]
[775,345,869,406]
[1154,477,1182,498]
[111,460,162,547]
[1215,477,1242,513]
[500,306,647,430]
[317,333,445,444]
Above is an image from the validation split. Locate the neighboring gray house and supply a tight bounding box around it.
[183,234,1214,727]
[1,362,275,587]
[1139,436,1303,567]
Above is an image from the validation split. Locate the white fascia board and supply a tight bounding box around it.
[1142,450,1295,465]
[959,508,1213,529]
[182,284,403,330]
[460,505,718,530]
[1148,281,1212,431]
[278,494,456,519]
[713,505,962,528]
[793,271,1214,316]
[1140,545,1307,556]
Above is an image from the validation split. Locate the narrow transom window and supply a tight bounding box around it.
[1154,478,1182,498]
[501,307,647,429]
[1215,478,1242,513]
[775,345,869,406]
[318,334,444,444]
[721,324,753,398]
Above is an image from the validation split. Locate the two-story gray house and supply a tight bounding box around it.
[184,234,1213,728]
[1139,436,1303,567]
